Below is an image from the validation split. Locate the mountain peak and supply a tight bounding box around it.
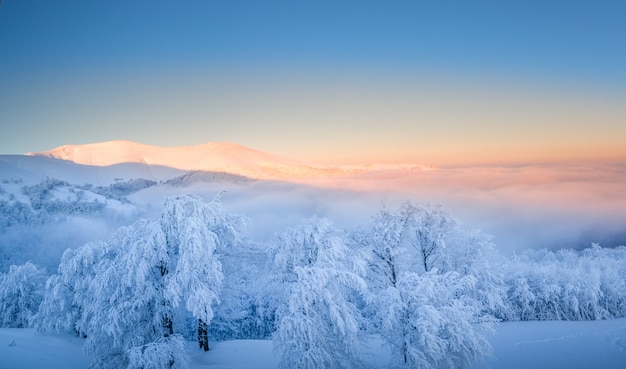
[26,140,302,178]
[25,140,433,180]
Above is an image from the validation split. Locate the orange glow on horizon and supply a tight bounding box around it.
[294,141,626,167]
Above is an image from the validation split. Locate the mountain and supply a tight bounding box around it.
[26,140,344,179]
[0,154,185,185]
[27,141,295,169]
[25,140,438,181]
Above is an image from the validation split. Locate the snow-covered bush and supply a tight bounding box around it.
[0,262,47,328]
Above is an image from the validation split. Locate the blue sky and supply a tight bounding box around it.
[1,0,625,164]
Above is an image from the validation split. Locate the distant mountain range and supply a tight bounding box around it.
[22,140,431,181]
[27,141,297,172]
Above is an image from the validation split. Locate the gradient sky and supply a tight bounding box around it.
[1,0,625,165]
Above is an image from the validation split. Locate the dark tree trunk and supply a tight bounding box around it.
[159,262,174,338]
[163,315,174,337]
[198,319,209,351]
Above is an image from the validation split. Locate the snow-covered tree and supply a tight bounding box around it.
[210,240,276,341]
[33,241,113,336]
[448,229,512,321]
[81,218,178,369]
[408,203,456,273]
[126,336,189,369]
[0,262,47,328]
[503,244,626,321]
[35,193,246,369]
[159,194,239,352]
[354,202,495,368]
[272,217,368,369]
[378,271,492,369]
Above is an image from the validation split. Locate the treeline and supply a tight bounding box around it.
[503,246,626,321]
[0,195,624,369]
[0,177,157,231]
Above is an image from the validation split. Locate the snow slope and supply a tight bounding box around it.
[0,154,185,185]
[27,140,341,179]
[26,140,434,180]
[28,141,294,169]
[2,319,625,369]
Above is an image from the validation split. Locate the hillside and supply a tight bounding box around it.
[27,140,351,179]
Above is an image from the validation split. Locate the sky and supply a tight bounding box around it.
[1,0,625,165]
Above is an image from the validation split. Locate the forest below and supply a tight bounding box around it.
[1,193,625,369]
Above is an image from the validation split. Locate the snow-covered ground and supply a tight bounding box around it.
[2,318,625,369]
[476,318,626,369]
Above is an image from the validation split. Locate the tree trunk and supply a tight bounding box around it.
[163,315,173,337]
[198,319,209,351]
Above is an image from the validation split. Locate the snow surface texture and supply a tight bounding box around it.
[1,319,625,369]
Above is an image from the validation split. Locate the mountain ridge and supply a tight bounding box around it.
[28,140,295,167]
[25,140,432,180]
[26,140,322,179]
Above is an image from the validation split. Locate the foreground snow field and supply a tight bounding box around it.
[476,319,626,369]
[2,318,625,369]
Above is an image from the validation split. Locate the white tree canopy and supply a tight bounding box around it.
[272,217,368,369]
[0,262,47,328]
[36,194,246,369]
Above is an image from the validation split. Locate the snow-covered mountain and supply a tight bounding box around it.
[26,140,337,179]
[0,154,185,185]
[25,140,432,180]
[28,140,293,170]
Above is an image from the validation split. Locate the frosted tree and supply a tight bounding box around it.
[407,203,456,273]
[354,202,495,368]
[358,202,508,316]
[351,205,410,297]
[81,219,179,369]
[379,271,492,368]
[447,228,512,320]
[33,241,113,336]
[503,245,626,321]
[354,202,460,281]
[210,240,277,341]
[82,194,244,369]
[272,217,368,369]
[159,194,247,351]
[35,194,245,369]
[0,262,47,328]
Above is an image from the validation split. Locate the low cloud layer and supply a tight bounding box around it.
[3,160,624,273]
[178,161,626,253]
